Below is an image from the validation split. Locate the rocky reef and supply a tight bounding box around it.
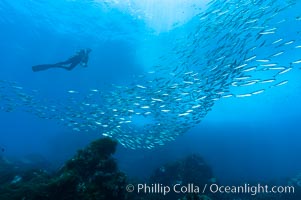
[150,154,214,187]
[1,139,300,200]
[288,172,301,199]
[134,154,219,200]
[0,138,128,200]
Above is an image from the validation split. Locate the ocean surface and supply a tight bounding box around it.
[1,0,301,192]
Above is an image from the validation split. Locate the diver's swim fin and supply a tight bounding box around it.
[32,64,56,72]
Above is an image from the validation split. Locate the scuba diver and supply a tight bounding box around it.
[32,48,92,72]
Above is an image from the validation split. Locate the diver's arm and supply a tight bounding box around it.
[81,58,88,67]
[80,52,89,67]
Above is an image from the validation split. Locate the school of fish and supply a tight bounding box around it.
[1,0,301,149]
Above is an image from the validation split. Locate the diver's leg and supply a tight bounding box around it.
[32,64,58,72]
[55,60,70,65]
[51,60,71,70]
[53,62,77,71]
[64,62,78,71]
[32,59,76,72]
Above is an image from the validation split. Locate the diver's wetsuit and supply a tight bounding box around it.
[32,48,91,72]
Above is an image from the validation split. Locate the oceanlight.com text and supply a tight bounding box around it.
[209,183,295,196]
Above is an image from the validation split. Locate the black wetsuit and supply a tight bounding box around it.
[32,49,91,72]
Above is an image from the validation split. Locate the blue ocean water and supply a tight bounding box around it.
[0,0,301,188]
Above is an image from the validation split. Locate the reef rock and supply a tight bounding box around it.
[0,137,128,200]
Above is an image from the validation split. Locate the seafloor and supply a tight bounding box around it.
[0,138,300,200]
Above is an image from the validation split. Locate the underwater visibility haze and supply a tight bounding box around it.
[1,0,301,199]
